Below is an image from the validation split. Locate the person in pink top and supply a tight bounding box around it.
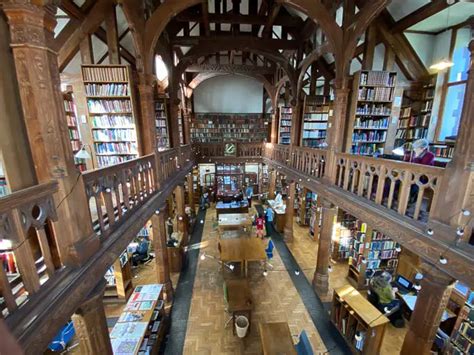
[404,139,435,166]
[255,213,265,239]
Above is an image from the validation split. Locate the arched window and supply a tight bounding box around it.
[154,55,168,81]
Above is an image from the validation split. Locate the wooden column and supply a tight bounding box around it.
[174,185,189,245]
[325,77,351,183]
[79,35,94,64]
[151,212,173,301]
[430,39,474,240]
[187,173,195,212]
[312,200,336,295]
[383,44,395,71]
[137,74,156,155]
[0,319,23,355]
[362,25,377,70]
[3,3,98,266]
[401,263,454,354]
[268,169,276,199]
[72,280,112,355]
[105,5,120,64]
[290,101,303,146]
[169,99,181,148]
[283,181,296,242]
[270,109,279,144]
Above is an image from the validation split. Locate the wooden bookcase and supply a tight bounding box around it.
[331,210,357,261]
[110,284,168,354]
[296,187,313,226]
[347,70,402,156]
[63,90,86,172]
[178,108,184,145]
[347,222,400,290]
[430,141,455,163]
[154,94,170,150]
[0,159,8,197]
[81,65,139,168]
[301,95,332,148]
[190,114,267,143]
[395,76,436,148]
[104,250,133,303]
[332,285,389,354]
[216,163,244,199]
[448,304,474,354]
[278,106,292,145]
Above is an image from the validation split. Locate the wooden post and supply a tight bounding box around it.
[312,200,336,295]
[400,263,454,355]
[383,44,395,71]
[3,3,99,266]
[270,109,279,144]
[268,169,276,199]
[283,181,296,242]
[72,280,113,355]
[187,173,195,212]
[137,74,157,155]
[362,25,377,70]
[169,99,182,148]
[79,35,94,64]
[151,212,174,301]
[290,100,303,147]
[174,185,188,245]
[430,39,474,240]
[105,4,120,64]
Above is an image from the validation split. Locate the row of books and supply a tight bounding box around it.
[68,128,80,140]
[369,240,398,251]
[280,120,292,127]
[352,131,387,143]
[91,115,134,128]
[356,104,391,115]
[360,71,396,86]
[97,155,134,167]
[354,118,389,129]
[351,145,382,156]
[82,66,128,82]
[430,145,454,159]
[84,83,129,96]
[396,128,428,140]
[302,131,327,139]
[155,103,165,110]
[87,99,132,113]
[63,100,74,112]
[398,115,430,128]
[303,122,327,130]
[92,129,137,142]
[1,252,17,274]
[306,106,330,113]
[367,249,398,260]
[365,259,398,270]
[304,113,329,121]
[66,114,77,127]
[156,119,167,127]
[399,107,412,118]
[191,124,264,129]
[422,100,433,112]
[358,87,393,102]
[280,107,292,114]
[280,127,291,133]
[95,142,138,155]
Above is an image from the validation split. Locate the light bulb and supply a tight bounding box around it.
[361,257,367,264]
[439,255,448,265]
[328,265,333,273]
[178,216,183,221]
[426,228,434,236]
[395,246,401,253]
[200,220,204,224]
[263,270,268,277]
[413,283,421,291]
[155,210,160,215]
[200,254,206,260]
[229,264,235,271]
[105,188,111,193]
[462,209,471,217]
[294,270,300,276]
[456,227,464,236]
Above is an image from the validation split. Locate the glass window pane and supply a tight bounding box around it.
[439,84,466,141]
[449,28,470,83]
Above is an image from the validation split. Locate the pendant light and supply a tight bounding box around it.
[429,2,454,71]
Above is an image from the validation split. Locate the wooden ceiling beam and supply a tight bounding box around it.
[391,0,458,33]
[262,1,281,38]
[201,0,211,36]
[175,13,302,27]
[185,63,275,75]
[170,36,299,50]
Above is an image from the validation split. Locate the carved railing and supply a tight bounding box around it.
[334,153,444,221]
[0,182,60,317]
[83,154,158,238]
[238,143,263,157]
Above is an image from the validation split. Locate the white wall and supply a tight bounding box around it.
[193,74,264,113]
[405,33,436,69]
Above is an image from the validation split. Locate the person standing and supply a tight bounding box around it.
[166,217,174,239]
[256,213,265,238]
[265,205,274,237]
[245,184,254,207]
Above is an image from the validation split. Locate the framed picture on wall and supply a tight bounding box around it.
[224,143,236,156]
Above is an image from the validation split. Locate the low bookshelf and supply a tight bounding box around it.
[347,70,402,156]
[154,94,170,150]
[104,250,133,303]
[63,89,86,172]
[278,106,292,145]
[332,285,389,354]
[347,222,400,290]
[301,95,331,148]
[81,65,139,168]
[430,141,455,163]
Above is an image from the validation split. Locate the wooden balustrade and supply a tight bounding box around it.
[237,143,263,157]
[157,145,193,183]
[193,142,263,160]
[334,153,444,221]
[82,154,158,238]
[0,182,60,317]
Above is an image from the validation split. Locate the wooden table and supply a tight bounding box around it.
[226,279,253,336]
[219,237,266,276]
[167,232,184,273]
[216,201,249,218]
[218,213,253,231]
[267,200,287,233]
[259,322,296,355]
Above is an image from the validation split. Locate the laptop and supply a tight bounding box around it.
[392,275,413,294]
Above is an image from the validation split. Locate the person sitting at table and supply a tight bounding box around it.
[245,184,254,207]
[132,236,151,266]
[256,213,265,239]
[265,205,274,237]
[369,272,404,328]
[404,139,435,166]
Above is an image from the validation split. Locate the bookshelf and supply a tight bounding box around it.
[332,285,389,354]
[110,284,168,355]
[154,94,170,150]
[63,90,86,172]
[309,197,322,240]
[347,222,400,290]
[190,114,267,143]
[332,210,357,261]
[448,305,474,354]
[348,71,400,156]
[216,164,244,199]
[430,141,455,163]
[278,106,292,145]
[395,76,436,148]
[178,108,184,145]
[104,250,133,303]
[0,160,8,197]
[296,187,313,226]
[81,65,139,168]
[301,95,332,148]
